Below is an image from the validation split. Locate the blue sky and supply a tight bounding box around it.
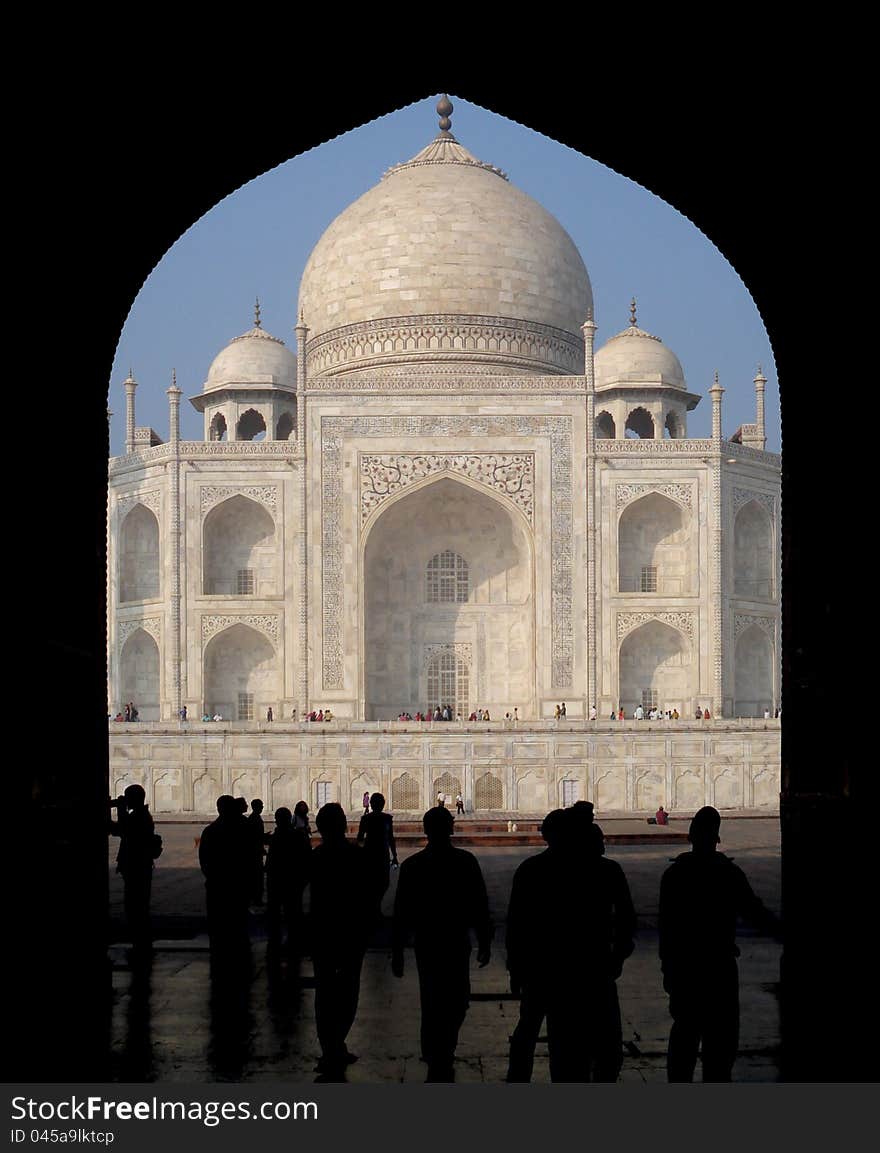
[109,95,779,453]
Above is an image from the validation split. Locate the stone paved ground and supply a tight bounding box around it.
[108,816,781,1083]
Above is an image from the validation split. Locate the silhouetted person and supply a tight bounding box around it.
[109,784,157,956]
[507,806,635,1081]
[357,792,398,924]
[308,802,372,1080]
[659,805,781,1082]
[199,795,252,956]
[505,808,567,1082]
[392,806,492,1082]
[265,807,311,958]
[293,800,311,837]
[246,799,266,906]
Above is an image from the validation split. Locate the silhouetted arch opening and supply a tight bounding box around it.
[209,413,228,441]
[625,407,655,439]
[596,410,616,439]
[236,408,267,441]
[275,411,295,441]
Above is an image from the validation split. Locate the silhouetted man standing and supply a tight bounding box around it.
[246,798,266,906]
[659,805,781,1082]
[308,802,371,1081]
[507,805,635,1081]
[109,784,157,956]
[199,795,252,955]
[357,792,398,924]
[265,806,311,957]
[392,806,492,1081]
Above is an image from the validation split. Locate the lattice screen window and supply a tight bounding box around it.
[640,565,658,592]
[237,568,255,595]
[433,772,462,802]
[561,779,579,807]
[315,781,332,808]
[392,772,420,811]
[237,692,255,720]
[641,688,659,711]
[426,550,469,603]
[475,772,503,810]
[427,651,470,718]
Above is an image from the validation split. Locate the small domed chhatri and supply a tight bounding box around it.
[298,96,592,378]
[107,96,780,821]
[203,300,297,392]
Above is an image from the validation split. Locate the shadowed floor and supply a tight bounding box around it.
[108,816,781,1082]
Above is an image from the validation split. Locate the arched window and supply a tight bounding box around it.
[426,650,469,718]
[120,504,160,602]
[392,772,420,811]
[474,772,503,810]
[596,411,616,439]
[426,550,469,603]
[209,413,227,442]
[236,409,267,441]
[625,407,655,439]
[275,411,295,441]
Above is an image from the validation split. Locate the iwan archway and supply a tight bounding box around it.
[360,474,535,720]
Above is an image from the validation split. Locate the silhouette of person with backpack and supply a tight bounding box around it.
[391,806,492,1081]
[659,805,781,1081]
[308,802,372,1081]
[109,783,160,956]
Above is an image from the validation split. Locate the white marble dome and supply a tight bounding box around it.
[595,323,686,390]
[298,128,592,378]
[204,325,296,393]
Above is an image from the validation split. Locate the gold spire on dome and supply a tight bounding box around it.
[630,298,637,327]
[437,94,453,135]
[254,297,262,328]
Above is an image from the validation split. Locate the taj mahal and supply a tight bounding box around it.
[106,97,781,816]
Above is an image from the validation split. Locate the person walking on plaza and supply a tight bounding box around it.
[265,806,311,957]
[357,792,398,924]
[362,790,371,815]
[199,795,252,956]
[455,793,465,816]
[246,799,266,907]
[659,805,781,1082]
[392,806,492,1081]
[308,803,372,1081]
[109,784,160,956]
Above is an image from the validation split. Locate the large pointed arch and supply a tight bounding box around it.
[734,624,774,717]
[618,618,692,716]
[618,492,691,594]
[734,499,773,599]
[202,622,278,720]
[360,473,535,721]
[203,494,276,596]
[120,627,160,720]
[119,503,160,602]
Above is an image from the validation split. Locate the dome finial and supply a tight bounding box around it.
[254,296,262,328]
[630,297,637,327]
[437,94,453,135]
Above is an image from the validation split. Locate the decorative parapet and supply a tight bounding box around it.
[118,616,162,646]
[599,439,714,455]
[200,484,278,518]
[615,481,694,511]
[306,373,588,392]
[361,453,534,525]
[109,441,302,473]
[722,440,781,466]
[201,614,280,646]
[616,611,695,642]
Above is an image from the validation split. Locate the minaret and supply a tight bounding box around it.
[582,308,598,718]
[167,371,183,720]
[754,365,767,450]
[294,308,309,717]
[708,370,724,717]
[709,370,724,441]
[124,370,137,454]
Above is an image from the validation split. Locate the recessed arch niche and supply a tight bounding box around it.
[203,495,276,596]
[618,492,691,594]
[362,475,533,720]
[734,624,774,717]
[203,622,278,720]
[120,504,160,602]
[734,500,773,599]
[120,627,160,720]
[618,619,692,715]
